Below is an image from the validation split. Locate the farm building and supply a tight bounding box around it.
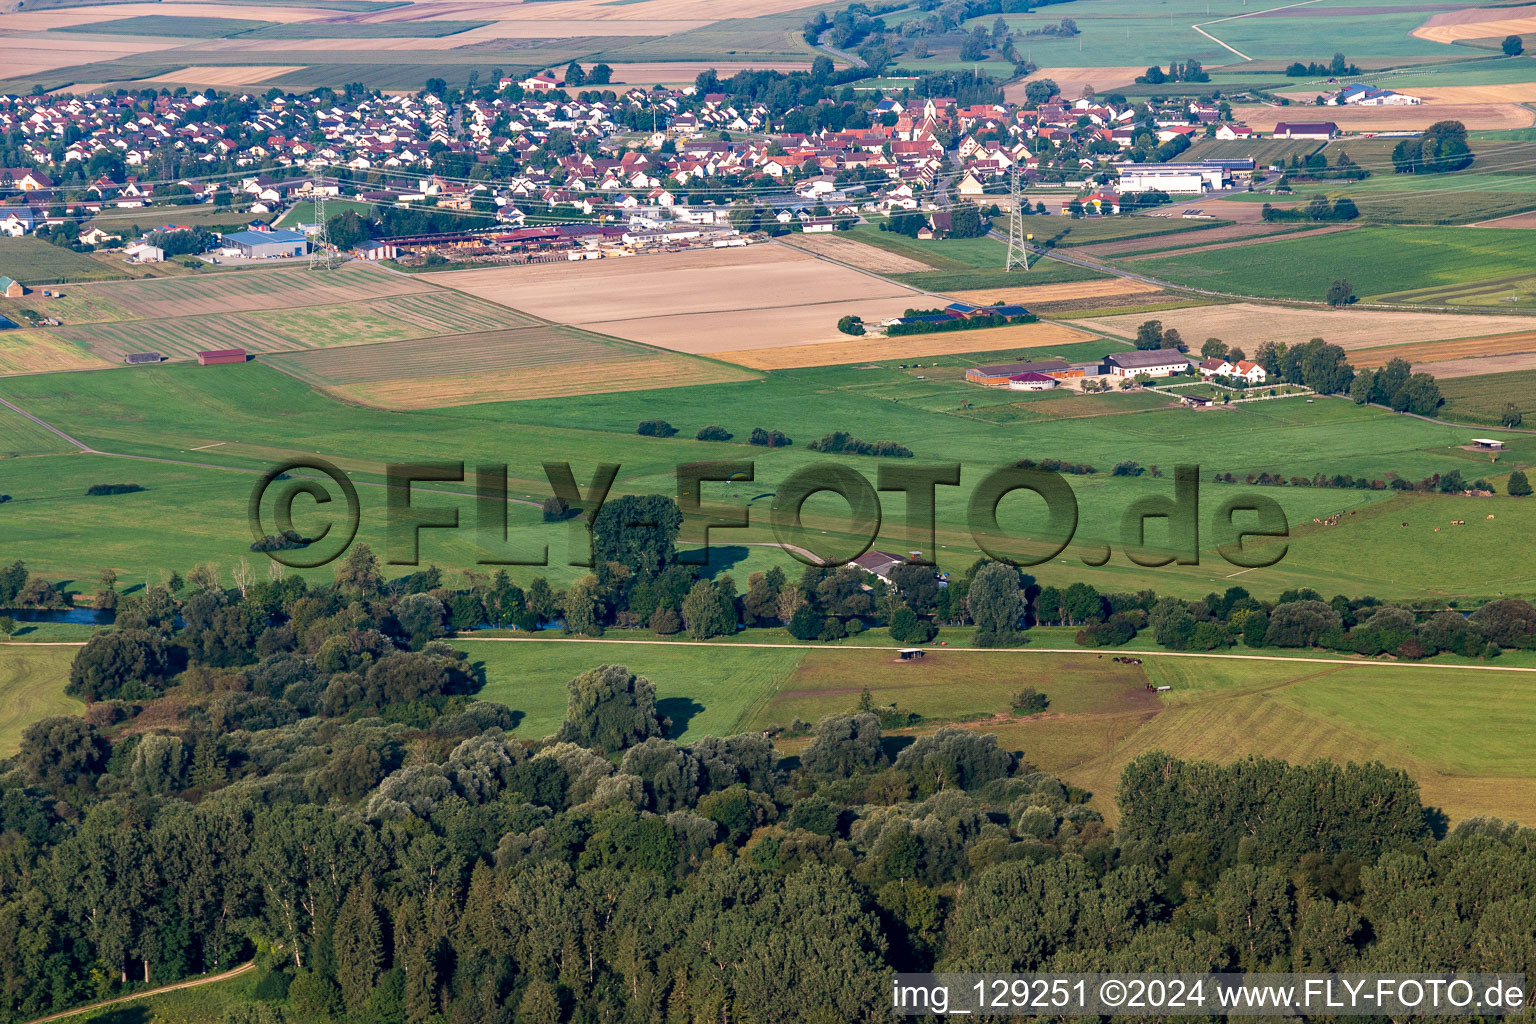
[220,228,308,259]
[1115,161,1247,194]
[197,348,247,366]
[1104,349,1193,378]
[1008,371,1059,391]
[967,358,1100,386]
[124,352,163,364]
[967,359,1070,386]
[1471,438,1506,450]
[1330,85,1420,106]
[0,276,23,298]
[1273,121,1338,139]
[848,550,905,584]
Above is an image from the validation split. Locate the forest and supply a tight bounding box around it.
[2,498,1536,1023]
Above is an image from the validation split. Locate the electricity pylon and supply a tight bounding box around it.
[1004,165,1031,272]
[308,192,339,270]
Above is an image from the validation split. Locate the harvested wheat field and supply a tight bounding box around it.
[3,35,185,78]
[579,297,926,354]
[1348,330,1536,370]
[140,65,308,85]
[1235,102,1534,132]
[1475,211,1536,229]
[1413,4,1536,42]
[0,331,112,376]
[714,322,1097,370]
[949,279,1163,306]
[1079,302,1536,351]
[785,235,932,274]
[340,356,757,408]
[1414,351,1536,378]
[1005,66,1144,103]
[430,246,921,351]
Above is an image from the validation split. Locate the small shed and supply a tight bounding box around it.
[1471,438,1506,450]
[197,348,247,366]
[0,276,23,298]
[897,648,926,660]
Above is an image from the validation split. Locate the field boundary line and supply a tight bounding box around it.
[456,636,1536,673]
[1192,0,1330,62]
[19,961,256,1024]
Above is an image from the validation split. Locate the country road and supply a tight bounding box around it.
[20,962,255,1024]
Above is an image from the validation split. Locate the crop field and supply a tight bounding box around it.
[1078,302,1536,351]
[1414,5,1536,44]
[1347,330,1536,370]
[0,646,82,758]
[266,326,756,407]
[0,238,130,286]
[0,331,111,376]
[1073,223,1299,258]
[711,321,1102,370]
[1235,101,1535,132]
[946,278,1165,306]
[82,262,427,318]
[781,235,932,274]
[1413,351,1536,379]
[430,245,927,354]
[53,13,277,34]
[249,291,535,342]
[1133,227,1536,302]
[1438,368,1536,424]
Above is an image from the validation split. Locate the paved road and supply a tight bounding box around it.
[21,963,256,1024]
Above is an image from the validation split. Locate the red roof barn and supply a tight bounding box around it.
[197,348,247,366]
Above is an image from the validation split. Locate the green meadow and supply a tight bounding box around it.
[1133,227,1536,302]
[1,353,1532,601]
[0,646,82,757]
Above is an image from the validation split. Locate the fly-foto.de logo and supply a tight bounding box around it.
[248,460,1290,571]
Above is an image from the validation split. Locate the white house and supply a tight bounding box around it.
[1105,349,1193,378]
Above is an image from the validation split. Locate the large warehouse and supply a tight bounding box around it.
[219,228,309,259]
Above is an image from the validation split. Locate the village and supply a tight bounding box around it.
[0,68,1415,274]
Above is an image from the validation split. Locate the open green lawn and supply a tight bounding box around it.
[1133,227,1536,302]
[0,238,130,286]
[459,639,806,741]
[0,646,82,757]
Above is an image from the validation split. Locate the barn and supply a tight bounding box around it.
[0,276,24,298]
[1007,371,1059,391]
[220,228,308,259]
[198,348,247,366]
[1104,349,1193,378]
